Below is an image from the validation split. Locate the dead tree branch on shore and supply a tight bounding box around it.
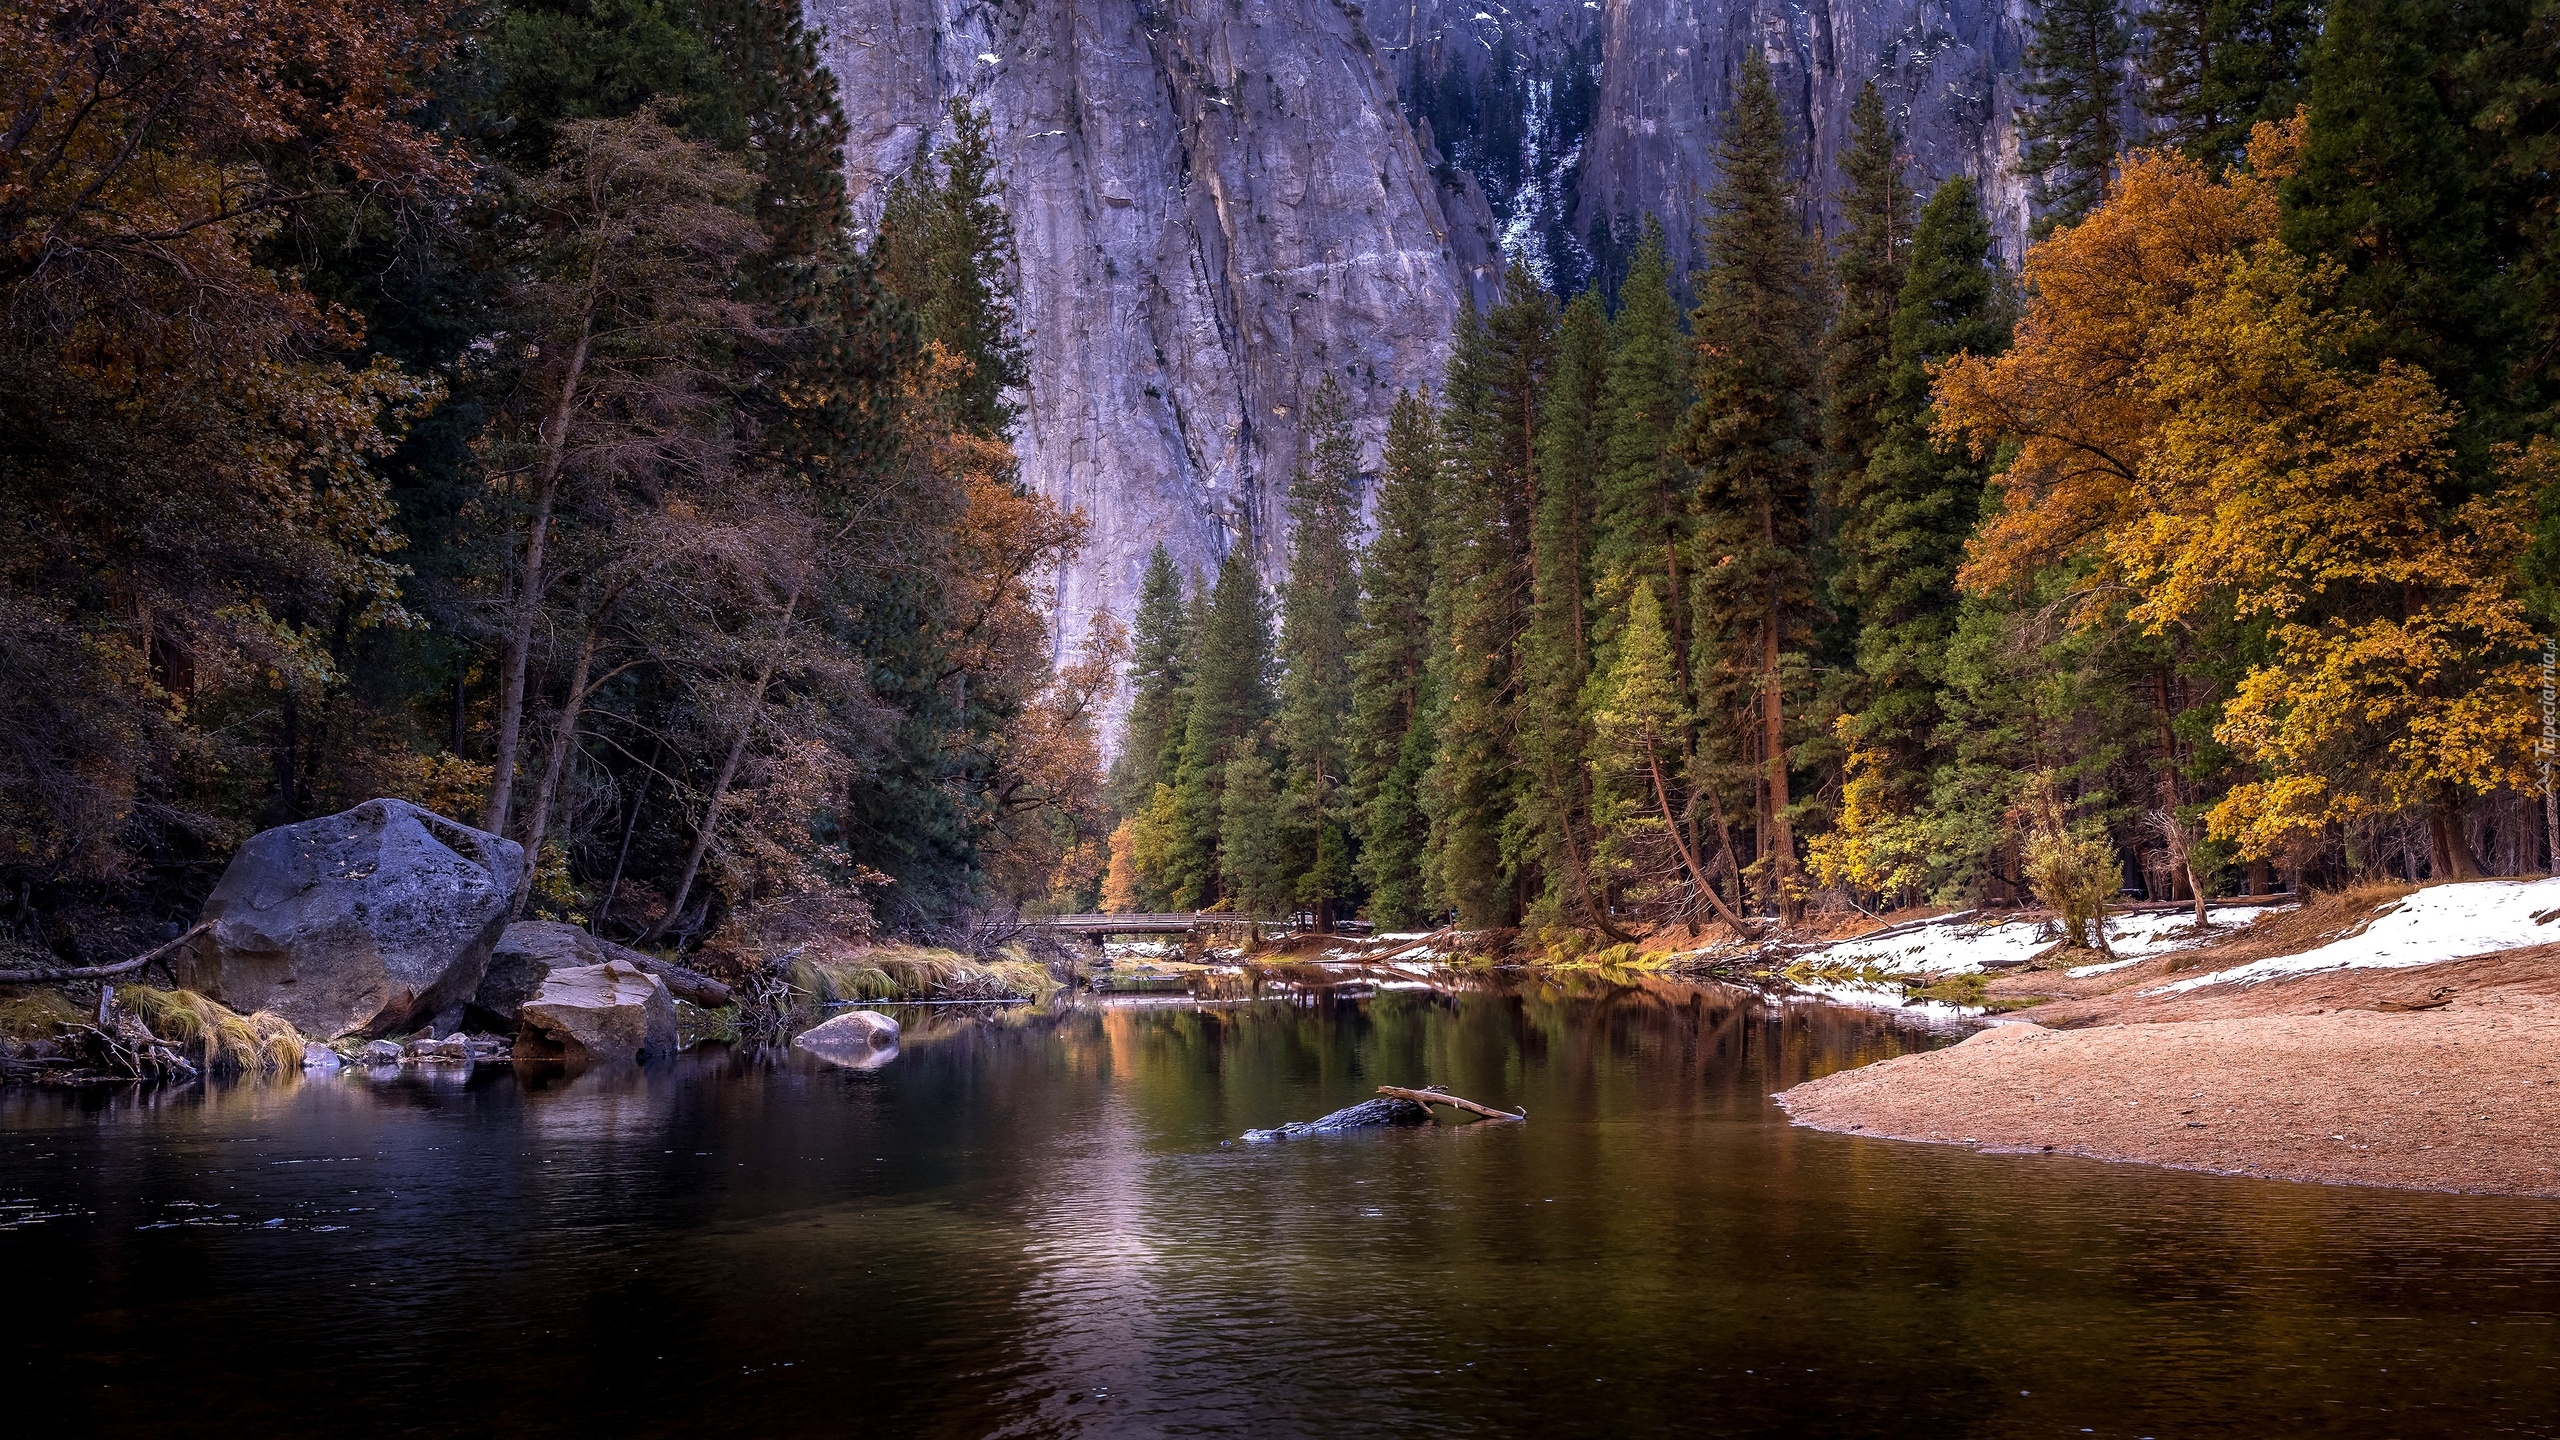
[0,923,211,985]
[1376,1085,1525,1122]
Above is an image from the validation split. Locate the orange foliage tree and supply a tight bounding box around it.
[1937,120,2545,878]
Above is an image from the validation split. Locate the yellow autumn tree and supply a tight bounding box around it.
[1937,117,2545,879]
[1803,722,1939,907]
[1937,121,2296,598]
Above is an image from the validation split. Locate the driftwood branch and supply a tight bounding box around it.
[0,922,210,985]
[1377,1085,1525,1122]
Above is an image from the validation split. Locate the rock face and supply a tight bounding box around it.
[177,799,526,1040]
[474,920,597,1028]
[517,961,679,1067]
[802,0,2041,705]
[1375,0,2041,277]
[791,1008,904,1069]
[807,0,1499,682]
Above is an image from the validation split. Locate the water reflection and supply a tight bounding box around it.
[4,980,2557,1437]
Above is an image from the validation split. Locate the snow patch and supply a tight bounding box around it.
[2151,878,2560,993]
[1817,908,2249,977]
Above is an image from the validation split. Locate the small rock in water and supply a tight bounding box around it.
[301,1043,344,1074]
[359,1040,404,1065]
[792,1010,903,1070]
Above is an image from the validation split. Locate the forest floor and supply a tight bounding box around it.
[1779,899,2560,1197]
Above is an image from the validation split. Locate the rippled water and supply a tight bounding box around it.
[6,980,2559,1437]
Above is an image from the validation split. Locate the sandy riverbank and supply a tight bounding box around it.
[1780,942,2560,1197]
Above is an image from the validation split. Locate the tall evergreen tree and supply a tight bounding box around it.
[873,100,1029,437]
[1424,270,1556,928]
[1112,544,1192,812]
[1836,177,2010,795]
[1590,220,1692,675]
[2137,0,2322,168]
[1168,541,1275,907]
[2019,0,2132,230]
[1519,289,1623,934]
[2281,0,2540,465]
[1220,747,1289,915]
[1821,82,1912,664]
[1274,377,1365,927]
[1822,83,1911,495]
[1350,390,1443,927]
[1677,52,1828,922]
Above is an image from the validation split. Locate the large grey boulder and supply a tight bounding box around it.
[177,799,525,1039]
[791,1009,901,1070]
[474,921,730,1029]
[517,960,677,1066]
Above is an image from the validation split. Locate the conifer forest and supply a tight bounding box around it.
[3,0,2556,959]
[1104,9,2560,939]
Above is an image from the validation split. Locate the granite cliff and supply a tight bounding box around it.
[805,0,2035,679]
[807,0,1500,662]
[1375,0,2037,284]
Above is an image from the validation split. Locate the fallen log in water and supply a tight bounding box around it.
[1235,1095,1429,1143]
[1376,1085,1526,1122]
[1231,1085,1526,1143]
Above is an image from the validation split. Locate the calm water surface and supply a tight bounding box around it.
[5,979,2558,1437]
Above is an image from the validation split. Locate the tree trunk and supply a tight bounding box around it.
[2546,779,2559,879]
[484,302,597,836]
[1562,757,1633,943]
[1663,538,1690,691]
[515,622,599,912]
[2428,792,2484,882]
[1760,559,1797,924]
[1644,733,1759,938]
[644,575,804,944]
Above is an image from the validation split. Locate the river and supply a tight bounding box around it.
[6,979,2557,1436]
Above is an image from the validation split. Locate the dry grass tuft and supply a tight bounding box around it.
[0,986,87,1041]
[120,987,308,1075]
[789,945,1057,1003]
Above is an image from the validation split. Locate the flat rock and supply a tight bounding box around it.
[474,922,729,1029]
[518,961,677,1067]
[176,799,524,1040]
[791,1009,902,1070]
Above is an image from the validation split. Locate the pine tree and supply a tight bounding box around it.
[1589,220,1691,675]
[701,0,852,265]
[1822,83,1911,508]
[1350,390,1443,927]
[873,99,1029,436]
[2281,0,2537,464]
[1519,289,1622,933]
[1587,584,1762,934]
[1168,542,1275,907]
[1677,52,1827,923]
[1836,176,2009,794]
[1821,82,1911,682]
[2019,0,2132,230]
[1274,376,1365,926]
[1424,269,1555,928]
[2137,0,2322,169]
[1112,544,1191,812]
[1220,745,1288,915]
